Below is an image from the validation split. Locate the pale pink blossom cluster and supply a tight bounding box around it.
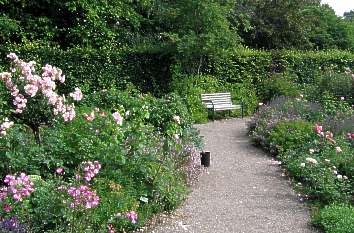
[107,224,115,233]
[55,167,64,174]
[0,118,14,136]
[2,173,34,202]
[83,110,95,122]
[125,210,138,224]
[305,157,318,165]
[67,185,99,209]
[83,108,109,122]
[69,87,83,101]
[81,161,101,182]
[173,115,181,124]
[112,112,123,125]
[0,53,82,122]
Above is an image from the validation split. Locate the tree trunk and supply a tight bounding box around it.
[31,125,42,145]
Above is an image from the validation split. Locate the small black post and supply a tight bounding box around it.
[201,151,211,167]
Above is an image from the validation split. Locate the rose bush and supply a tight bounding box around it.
[0,54,204,232]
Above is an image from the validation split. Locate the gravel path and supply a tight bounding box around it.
[150,118,319,233]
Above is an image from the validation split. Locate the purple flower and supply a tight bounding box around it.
[0,216,27,233]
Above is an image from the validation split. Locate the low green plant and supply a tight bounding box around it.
[312,204,354,233]
[318,71,353,102]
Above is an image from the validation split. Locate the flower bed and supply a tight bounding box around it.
[249,94,354,233]
[0,54,203,232]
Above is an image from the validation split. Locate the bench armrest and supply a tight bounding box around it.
[203,99,215,109]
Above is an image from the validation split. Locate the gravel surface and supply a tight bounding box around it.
[149,118,319,233]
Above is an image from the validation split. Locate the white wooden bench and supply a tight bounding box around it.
[201,92,243,118]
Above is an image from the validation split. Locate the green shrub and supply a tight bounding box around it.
[312,204,354,233]
[249,96,323,152]
[318,71,354,102]
[269,120,316,154]
[283,153,351,204]
[260,72,301,102]
[321,92,354,117]
[213,48,354,94]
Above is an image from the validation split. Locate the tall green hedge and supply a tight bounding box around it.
[213,48,354,89]
[1,45,353,96]
[0,45,126,94]
[0,45,174,96]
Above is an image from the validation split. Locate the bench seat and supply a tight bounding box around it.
[201,92,243,118]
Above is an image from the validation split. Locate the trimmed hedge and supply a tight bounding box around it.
[1,46,354,95]
[0,46,126,94]
[213,48,354,90]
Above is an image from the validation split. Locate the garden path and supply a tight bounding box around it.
[149,118,319,233]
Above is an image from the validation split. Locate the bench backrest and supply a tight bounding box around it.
[201,92,233,108]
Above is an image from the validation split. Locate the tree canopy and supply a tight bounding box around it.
[0,0,354,78]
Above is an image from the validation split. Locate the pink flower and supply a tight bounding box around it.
[0,72,12,80]
[315,124,323,136]
[56,167,64,174]
[0,53,82,126]
[107,224,116,233]
[47,93,58,105]
[81,161,101,181]
[126,211,138,224]
[112,112,123,125]
[62,104,76,122]
[75,174,81,180]
[42,64,55,78]
[2,173,34,202]
[58,74,65,83]
[7,53,18,61]
[67,185,99,209]
[13,94,27,113]
[24,84,39,97]
[84,111,95,121]
[0,188,8,200]
[100,111,107,117]
[3,204,12,213]
[10,86,19,97]
[69,88,83,101]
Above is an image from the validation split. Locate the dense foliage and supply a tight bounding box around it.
[1,1,354,99]
[1,1,354,231]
